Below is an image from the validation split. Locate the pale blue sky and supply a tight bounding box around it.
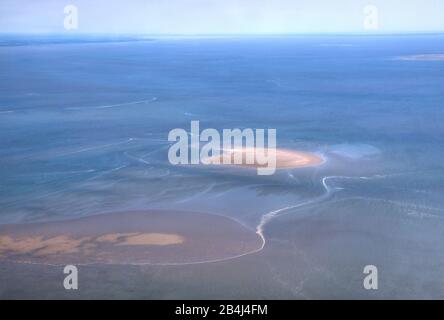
[1,0,443,34]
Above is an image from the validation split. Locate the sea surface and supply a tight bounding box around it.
[0,34,444,299]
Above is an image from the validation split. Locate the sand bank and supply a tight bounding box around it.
[203,147,324,169]
[0,210,262,265]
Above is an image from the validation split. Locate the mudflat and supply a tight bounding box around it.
[0,210,262,265]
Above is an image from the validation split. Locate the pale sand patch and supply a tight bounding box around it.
[397,54,444,61]
[0,210,262,265]
[95,232,184,245]
[203,147,324,169]
[0,235,91,256]
[33,236,92,256]
[0,232,183,258]
[117,233,184,246]
[96,232,137,243]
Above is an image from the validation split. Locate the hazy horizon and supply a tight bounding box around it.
[1,0,444,34]
[2,31,444,37]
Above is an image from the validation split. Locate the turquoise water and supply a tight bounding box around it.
[0,34,444,298]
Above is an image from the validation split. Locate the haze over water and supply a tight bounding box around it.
[1,34,444,298]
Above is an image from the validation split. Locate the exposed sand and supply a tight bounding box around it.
[397,54,444,61]
[203,147,324,169]
[0,232,184,260]
[117,233,184,246]
[0,210,262,265]
[0,235,90,257]
[94,232,184,245]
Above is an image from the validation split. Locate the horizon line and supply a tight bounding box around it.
[1,31,444,37]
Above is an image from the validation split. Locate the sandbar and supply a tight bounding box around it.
[0,210,262,265]
[203,147,324,169]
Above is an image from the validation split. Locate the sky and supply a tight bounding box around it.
[0,0,443,34]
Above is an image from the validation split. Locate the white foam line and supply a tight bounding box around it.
[96,98,155,109]
[346,195,444,214]
[2,245,267,267]
[285,195,443,219]
[15,169,96,178]
[49,169,96,175]
[140,144,170,157]
[0,165,128,207]
[175,183,216,203]
[143,169,170,178]
[85,165,127,181]
[124,152,151,165]
[255,176,336,250]
[55,138,134,157]
[64,98,157,111]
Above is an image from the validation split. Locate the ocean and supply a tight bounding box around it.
[0,34,444,298]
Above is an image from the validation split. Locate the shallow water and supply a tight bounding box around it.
[0,34,444,298]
